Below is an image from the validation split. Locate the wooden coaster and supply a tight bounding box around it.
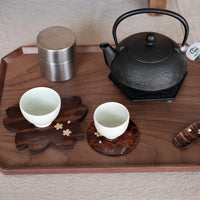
[87,120,139,156]
[173,121,200,149]
[3,96,88,155]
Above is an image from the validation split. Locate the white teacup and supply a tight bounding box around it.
[19,87,61,128]
[94,102,130,140]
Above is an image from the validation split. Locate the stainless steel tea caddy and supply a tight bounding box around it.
[37,26,76,82]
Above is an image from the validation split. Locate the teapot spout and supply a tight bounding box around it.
[99,43,116,67]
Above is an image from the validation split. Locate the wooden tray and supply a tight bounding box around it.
[1,45,200,175]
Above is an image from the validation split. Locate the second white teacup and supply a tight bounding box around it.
[19,87,61,128]
[94,102,130,140]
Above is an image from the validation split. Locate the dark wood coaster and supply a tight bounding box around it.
[87,120,139,156]
[3,96,88,155]
[173,121,200,149]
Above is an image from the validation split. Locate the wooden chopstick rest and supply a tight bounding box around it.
[173,121,200,148]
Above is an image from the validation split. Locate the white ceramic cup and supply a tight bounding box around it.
[94,102,130,140]
[19,87,61,128]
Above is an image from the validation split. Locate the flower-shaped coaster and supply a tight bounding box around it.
[3,96,88,155]
[173,121,200,149]
[87,120,139,156]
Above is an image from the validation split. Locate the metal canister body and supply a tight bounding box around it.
[37,26,76,81]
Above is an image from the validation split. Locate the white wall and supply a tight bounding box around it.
[0,0,199,58]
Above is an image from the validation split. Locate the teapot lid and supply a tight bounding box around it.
[125,32,174,63]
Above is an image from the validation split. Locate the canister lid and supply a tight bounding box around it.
[37,26,76,63]
[37,26,75,50]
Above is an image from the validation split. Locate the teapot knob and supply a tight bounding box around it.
[146,33,155,46]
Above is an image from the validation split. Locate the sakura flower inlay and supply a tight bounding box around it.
[63,129,72,136]
[54,123,63,130]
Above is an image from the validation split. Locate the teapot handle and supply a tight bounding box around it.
[112,8,189,50]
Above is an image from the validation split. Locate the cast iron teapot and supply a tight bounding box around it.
[100,8,189,101]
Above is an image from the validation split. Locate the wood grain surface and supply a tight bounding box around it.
[3,97,88,155]
[148,0,167,16]
[0,46,200,174]
[87,120,139,156]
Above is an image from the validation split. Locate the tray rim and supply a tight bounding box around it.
[1,163,200,175]
[1,45,200,175]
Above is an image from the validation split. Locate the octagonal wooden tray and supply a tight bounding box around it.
[1,45,200,175]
